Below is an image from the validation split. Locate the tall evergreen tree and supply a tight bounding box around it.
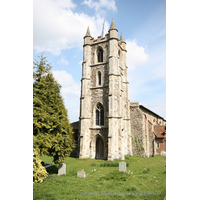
[33,53,75,164]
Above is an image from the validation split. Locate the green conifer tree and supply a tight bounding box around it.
[33,53,75,164]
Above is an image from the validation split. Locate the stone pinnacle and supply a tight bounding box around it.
[85,26,91,37]
[120,33,125,42]
[110,19,116,30]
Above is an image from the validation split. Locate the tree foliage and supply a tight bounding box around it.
[33,53,75,164]
[33,148,48,183]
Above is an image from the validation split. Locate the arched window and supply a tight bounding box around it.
[96,109,99,125]
[96,103,104,126]
[98,71,101,85]
[97,48,103,62]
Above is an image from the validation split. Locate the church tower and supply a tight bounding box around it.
[79,19,132,161]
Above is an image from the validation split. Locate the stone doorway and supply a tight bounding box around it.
[95,137,104,159]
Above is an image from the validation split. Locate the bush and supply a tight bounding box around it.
[33,149,48,183]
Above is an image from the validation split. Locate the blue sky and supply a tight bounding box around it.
[33,0,166,122]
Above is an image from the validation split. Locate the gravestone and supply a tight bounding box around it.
[77,170,86,178]
[161,151,166,156]
[57,163,66,175]
[119,162,126,172]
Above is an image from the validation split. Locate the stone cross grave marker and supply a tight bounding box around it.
[57,163,66,175]
[77,170,86,178]
[119,162,126,172]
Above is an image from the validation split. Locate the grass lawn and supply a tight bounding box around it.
[33,155,166,200]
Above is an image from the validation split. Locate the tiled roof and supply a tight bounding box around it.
[154,125,166,138]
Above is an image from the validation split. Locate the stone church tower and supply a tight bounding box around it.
[79,19,132,161]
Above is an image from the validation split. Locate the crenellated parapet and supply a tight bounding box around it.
[79,19,132,160]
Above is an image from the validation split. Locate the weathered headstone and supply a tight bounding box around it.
[57,163,66,175]
[161,151,166,156]
[119,162,126,172]
[77,170,86,178]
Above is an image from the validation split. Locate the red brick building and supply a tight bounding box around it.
[130,102,166,157]
[154,125,166,154]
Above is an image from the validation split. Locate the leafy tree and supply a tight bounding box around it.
[33,53,75,164]
[33,148,48,183]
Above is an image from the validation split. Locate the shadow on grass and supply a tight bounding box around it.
[46,165,58,174]
[69,154,78,158]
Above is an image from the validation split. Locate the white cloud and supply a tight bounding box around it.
[58,57,69,66]
[61,83,80,122]
[52,70,75,86]
[52,70,80,98]
[33,0,107,55]
[52,69,81,122]
[64,96,80,122]
[51,69,80,122]
[61,83,80,98]
[126,39,149,70]
[82,0,117,12]
[54,0,77,9]
[78,61,83,67]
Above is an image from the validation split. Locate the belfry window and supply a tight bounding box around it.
[96,103,104,126]
[98,71,101,85]
[97,48,103,62]
[96,109,99,125]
